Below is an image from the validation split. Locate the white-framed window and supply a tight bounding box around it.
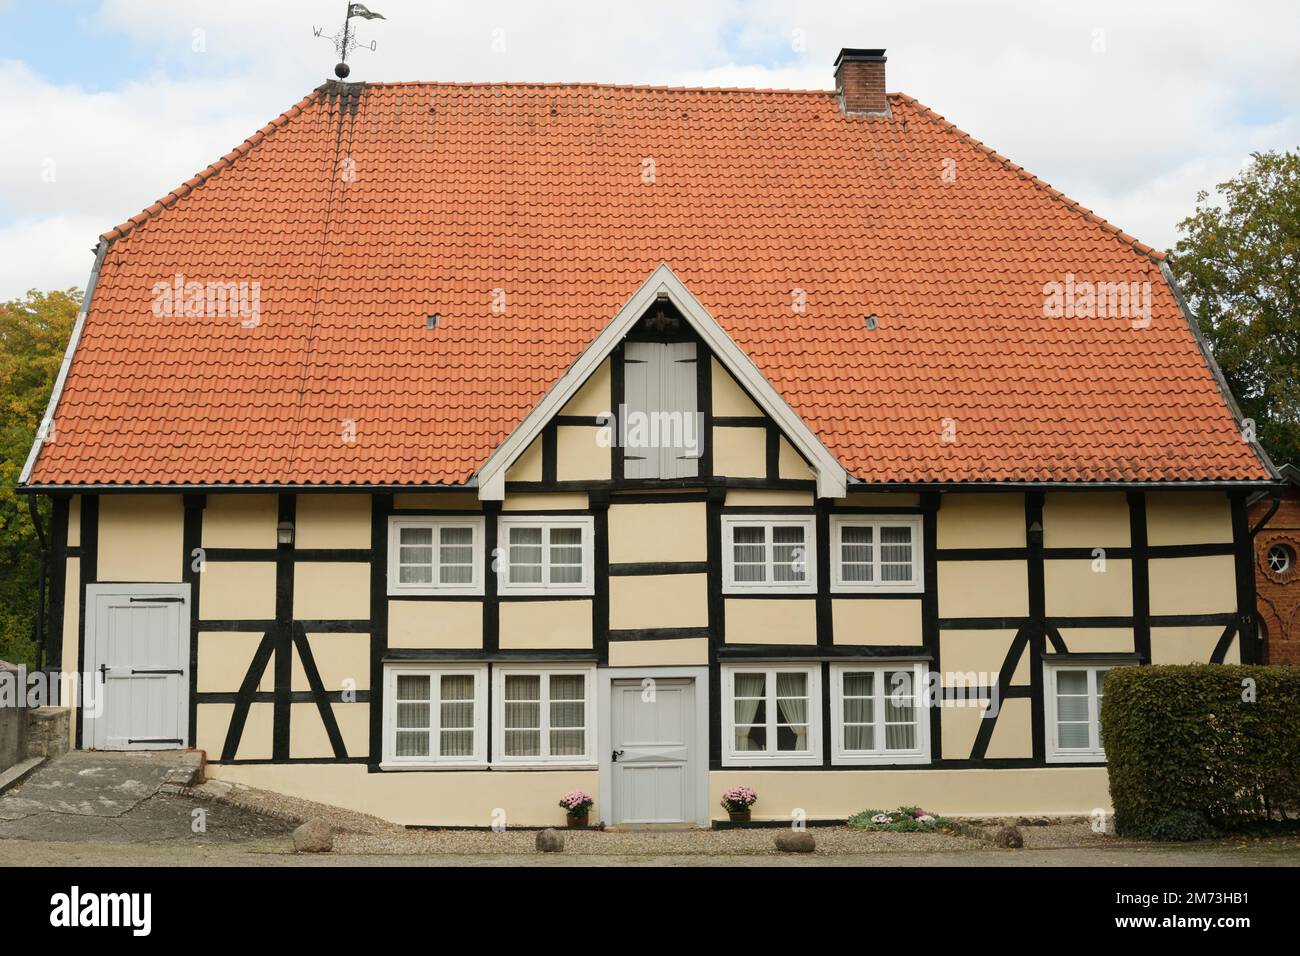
[381,664,488,768]
[498,516,595,595]
[721,664,822,765]
[830,515,923,593]
[387,516,485,596]
[721,515,817,593]
[1045,663,1112,763]
[829,662,930,765]
[492,665,596,766]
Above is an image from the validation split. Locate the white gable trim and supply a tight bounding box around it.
[476,263,847,500]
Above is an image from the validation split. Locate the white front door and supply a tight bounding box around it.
[610,677,697,824]
[84,584,190,750]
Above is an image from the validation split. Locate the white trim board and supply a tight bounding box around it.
[474,263,848,500]
[20,240,110,485]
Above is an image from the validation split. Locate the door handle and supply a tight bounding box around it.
[611,749,624,763]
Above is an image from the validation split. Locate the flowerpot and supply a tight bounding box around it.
[728,809,752,823]
[566,813,589,828]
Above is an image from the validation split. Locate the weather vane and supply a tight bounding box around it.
[314,3,386,79]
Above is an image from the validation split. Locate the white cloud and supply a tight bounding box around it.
[1,0,1298,298]
[0,215,102,297]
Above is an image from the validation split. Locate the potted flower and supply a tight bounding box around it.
[559,790,594,827]
[720,785,758,823]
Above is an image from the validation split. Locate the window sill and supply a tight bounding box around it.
[720,754,822,768]
[497,588,595,598]
[831,753,931,766]
[488,762,598,772]
[379,762,490,772]
[1045,752,1106,764]
[829,583,924,595]
[386,588,484,598]
[722,586,817,596]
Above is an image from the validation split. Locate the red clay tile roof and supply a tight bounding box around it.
[27,81,1270,487]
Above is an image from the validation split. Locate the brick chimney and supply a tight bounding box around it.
[834,48,888,115]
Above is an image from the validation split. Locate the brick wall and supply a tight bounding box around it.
[1251,493,1300,665]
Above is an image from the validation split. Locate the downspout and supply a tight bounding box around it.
[26,495,48,671]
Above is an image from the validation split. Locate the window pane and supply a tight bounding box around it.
[772,526,806,582]
[843,671,874,698]
[396,701,430,728]
[776,724,808,751]
[550,729,585,756]
[439,526,474,585]
[508,526,544,583]
[735,726,767,751]
[841,526,874,582]
[1058,721,1091,748]
[880,526,913,581]
[884,697,916,730]
[548,527,584,584]
[1057,670,1088,695]
[504,675,540,729]
[400,527,434,546]
[549,674,585,701]
[845,724,874,750]
[396,674,430,701]
[734,698,766,726]
[1057,694,1089,722]
[551,699,585,728]
[398,562,434,585]
[775,672,808,751]
[440,730,473,757]
[733,526,766,582]
[396,730,429,757]
[884,722,916,750]
[505,730,541,757]
[439,674,475,747]
[503,674,540,756]
[734,672,766,697]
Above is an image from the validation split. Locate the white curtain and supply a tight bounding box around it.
[733,673,765,750]
[503,674,541,756]
[775,672,808,750]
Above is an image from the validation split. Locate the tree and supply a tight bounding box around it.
[1167,149,1300,468]
[0,289,80,666]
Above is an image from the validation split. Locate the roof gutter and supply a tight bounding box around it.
[16,478,1279,495]
[19,239,111,487]
[1159,260,1280,481]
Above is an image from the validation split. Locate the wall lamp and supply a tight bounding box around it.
[277,520,296,548]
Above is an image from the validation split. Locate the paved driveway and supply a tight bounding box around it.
[0,751,290,846]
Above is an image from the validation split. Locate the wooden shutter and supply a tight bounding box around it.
[661,342,699,478]
[621,341,699,479]
[622,342,658,478]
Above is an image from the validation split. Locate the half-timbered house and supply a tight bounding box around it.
[18,49,1276,826]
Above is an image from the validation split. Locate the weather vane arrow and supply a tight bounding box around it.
[314,2,387,79]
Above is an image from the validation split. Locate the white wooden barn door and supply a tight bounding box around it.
[84,584,190,750]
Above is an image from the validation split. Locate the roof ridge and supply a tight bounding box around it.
[893,93,1164,263]
[100,86,327,244]
[356,79,837,95]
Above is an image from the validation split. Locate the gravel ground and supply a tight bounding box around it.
[333,825,985,856]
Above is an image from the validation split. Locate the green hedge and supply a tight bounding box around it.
[1102,665,1300,837]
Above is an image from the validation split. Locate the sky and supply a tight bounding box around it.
[1,0,1297,299]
